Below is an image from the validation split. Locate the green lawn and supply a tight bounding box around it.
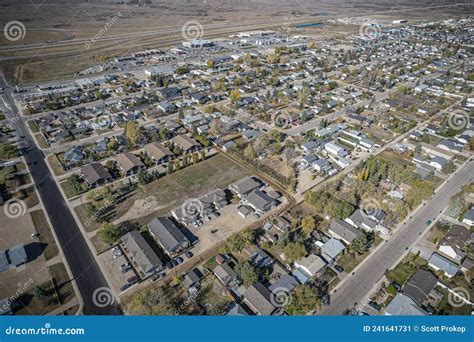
[338,236,382,272]
[27,120,39,133]
[386,253,427,285]
[30,209,59,260]
[60,177,88,199]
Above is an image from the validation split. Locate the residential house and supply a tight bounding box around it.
[294,254,326,279]
[428,252,459,278]
[64,147,85,163]
[144,142,174,164]
[148,217,190,257]
[243,282,276,315]
[402,269,438,307]
[320,238,345,262]
[241,189,277,216]
[81,162,113,188]
[229,176,261,198]
[115,152,145,176]
[462,208,474,226]
[171,135,201,153]
[121,230,163,277]
[438,225,470,263]
[213,263,240,288]
[384,293,428,316]
[329,219,363,245]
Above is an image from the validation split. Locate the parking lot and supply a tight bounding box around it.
[97,246,139,295]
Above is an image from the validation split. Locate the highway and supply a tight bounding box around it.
[320,159,474,315]
[0,74,121,315]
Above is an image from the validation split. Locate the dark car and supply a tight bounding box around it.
[175,257,184,264]
[184,251,193,258]
[368,301,381,312]
[334,265,344,273]
[120,283,131,291]
[127,275,138,283]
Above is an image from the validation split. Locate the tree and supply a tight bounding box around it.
[284,242,306,263]
[229,89,241,104]
[285,285,321,315]
[225,229,255,254]
[207,59,215,69]
[125,121,140,146]
[301,215,316,237]
[107,139,119,151]
[97,223,121,245]
[349,234,369,255]
[235,261,259,287]
[159,127,169,141]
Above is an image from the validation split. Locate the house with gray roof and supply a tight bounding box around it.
[294,254,326,278]
[7,244,27,267]
[115,152,145,176]
[402,269,438,307]
[384,293,428,316]
[121,230,163,277]
[213,263,240,288]
[243,282,276,315]
[81,162,112,188]
[241,189,277,216]
[320,238,345,261]
[144,142,174,164]
[226,303,249,316]
[462,208,474,226]
[329,219,363,245]
[229,176,261,198]
[269,274,299,294]
[148,217,190,256]
[428,252,459,278]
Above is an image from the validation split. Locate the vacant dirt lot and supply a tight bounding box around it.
[76,153,250,231]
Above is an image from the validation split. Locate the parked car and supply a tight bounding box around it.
[184,251,193,258]
[334,265,344,273]
[121,266,131,274]
[120,262,129,270]
[174,257,184,265]
[127,275,138,283]
[120,283,131,291]
[368,301,381,312]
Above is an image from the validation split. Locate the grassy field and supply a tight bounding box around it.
[386,253,428,286]
[76,153,250,232]
[338,236,382,272]
[15,262,72,315]
[27,120,39,133]
[46,154,65,176]
[30,209,59,261]
[60,177,88,199]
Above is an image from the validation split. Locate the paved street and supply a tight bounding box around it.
[321,159,474,315]
[0,74,121,315]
